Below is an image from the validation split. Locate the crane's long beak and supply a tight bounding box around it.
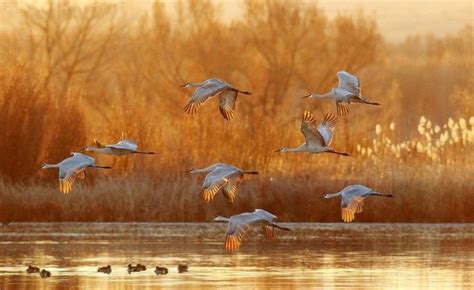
[76,147,87,152]
[301,94,312,99]
[179,83,188,88]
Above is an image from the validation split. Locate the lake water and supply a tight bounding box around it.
[0,223,472,289]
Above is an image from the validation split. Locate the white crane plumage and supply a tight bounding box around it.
[275,111,349,156]
[82,133,155,155]
[188,163,258,203]
[41,152,111,194]
[302,71,380,116]
[323,184,393,222]
[181,78,251,120]
[213,209,290,252]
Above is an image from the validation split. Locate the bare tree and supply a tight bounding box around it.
[21,0,122,99]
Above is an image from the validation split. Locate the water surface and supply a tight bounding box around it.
[0,223,472,289]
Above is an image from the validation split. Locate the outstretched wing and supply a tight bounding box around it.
[254,209,278,221]
[317,113,338,147]
[184,79,228,114]
[57,153,94,194]
[93,139,106,148]
[200,168,232,203]
[76,169,86,179]
[221,171,244,203]
[300,111,325,147]
[262,225,276,239]
[218,89,238,120]
[58,169,78,194]
[224,212,267,252]
[337,71,361,96]
[107,139,138,151]
[336,102,350,116]
[341,194,365,223]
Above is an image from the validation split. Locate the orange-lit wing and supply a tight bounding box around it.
[184,81,227,115]
[225,217,251,252]
[336,102,349,116]
[93,138,106,148]
[300,111,324,146]
[262,225,276,240]
[317,113,338,147]
[221,171,243,203]
[57,153,94,194]
[200,169,229,203]
[224,211,274,252]
[76,169,86,179]
[59,170,76,194]
[218,90,238,120]
[341,195,364,223]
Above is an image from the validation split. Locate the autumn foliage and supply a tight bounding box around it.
[0,1,472,222]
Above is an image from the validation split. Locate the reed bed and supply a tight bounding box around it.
[0,1,472,222]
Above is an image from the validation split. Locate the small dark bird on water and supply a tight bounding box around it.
[154,266,168,275]
[128,263,146,273]
[136,264,146,271]
[127,264,138,274]
[26,265,40,273]
[178,264,188,273]
[40,269,51,278]
[98,265,111,274]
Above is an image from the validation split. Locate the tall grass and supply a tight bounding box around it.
[0,1,472,222]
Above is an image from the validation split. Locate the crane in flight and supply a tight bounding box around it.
[82,133,155,155]
[181,78,251,121]
[214,209,290,252]
[302,71,380,116]
[323,184,393,222]
[41,153,111,194]
[275,111,349,156]
[188,163,258,203]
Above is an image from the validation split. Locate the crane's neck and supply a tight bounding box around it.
[279,144,307,153]
[310,91,334,99]
[186,81,206,87]
[325,192,342,199]
[213,216,230,223]
[192,164,220,173]
[42,163,59,169]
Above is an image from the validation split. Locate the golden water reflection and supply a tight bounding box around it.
[0,223,473,289]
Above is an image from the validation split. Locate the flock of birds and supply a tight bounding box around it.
[40,70,393,252]
[25,264,188,277]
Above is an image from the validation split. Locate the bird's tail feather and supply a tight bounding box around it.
[326,149,350,157]
[371,192,393,197]
[271,223,291,231]
[236,89,251,95]
[363,100,380,106]
[132,151,156,155]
